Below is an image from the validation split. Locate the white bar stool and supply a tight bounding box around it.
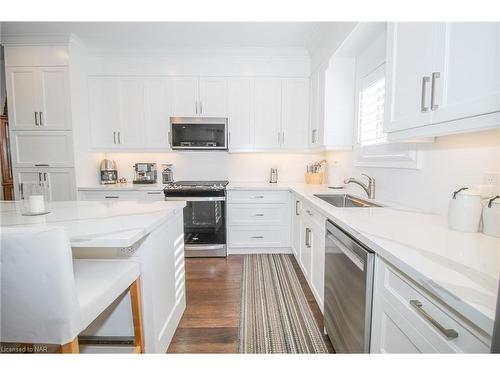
[0,227,144,353]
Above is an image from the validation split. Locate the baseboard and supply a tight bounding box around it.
[227,247,293,255]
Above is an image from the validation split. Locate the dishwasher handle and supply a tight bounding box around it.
[326,232,365,271]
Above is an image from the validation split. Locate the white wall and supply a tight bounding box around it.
[90,151,325,185]
[325,129,500,215]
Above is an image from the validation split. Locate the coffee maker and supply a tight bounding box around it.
[133,163,157,184]
[100,159,118,184]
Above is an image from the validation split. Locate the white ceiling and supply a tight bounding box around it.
[1,22,329,50]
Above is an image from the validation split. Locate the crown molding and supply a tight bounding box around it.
[1,33,72,46]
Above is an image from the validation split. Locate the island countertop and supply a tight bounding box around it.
[0,200,186,248]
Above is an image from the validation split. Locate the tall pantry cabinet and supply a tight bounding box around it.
[4,45,77,201]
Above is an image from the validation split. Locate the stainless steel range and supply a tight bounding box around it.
[163,180,229,258]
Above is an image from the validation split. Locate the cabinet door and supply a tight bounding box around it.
[310,220,325,311]
[254,78,282,150]
[14,167,75,201]
[199,77,227,116]
[385,22,440,132]
[227,78,254,150]
[292,198,302,259]
[431,22,500,124]
[299,214,312,280]
[38,67,71,129]
[46,168,76,201]
[88,78,119,149]
[172,77,199,116]
[144,79,172,149]
[117,78,146,148]
[6,68,39,129]
[281,78,309,149]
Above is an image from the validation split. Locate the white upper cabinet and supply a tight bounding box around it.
[38,67,70,129]
[6,67,70,130]
[431,22,500,124]
[172,77,199,116]
[281,78,309,150]
[309,68,326,149]
[199,78,227,116]
[88,77,119,149]
[144,78,172,149]
[385,22,440,133]
[227,78,254,151]
[117,78,146,148]
[385,22,500,139]
[254,78,282,150]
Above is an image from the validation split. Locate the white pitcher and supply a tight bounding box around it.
[448,187,483,233]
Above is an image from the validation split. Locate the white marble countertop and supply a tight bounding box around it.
[228,181,500,336]
[78,183,165,191]
[0,200,185,248]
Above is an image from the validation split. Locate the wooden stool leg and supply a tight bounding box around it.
[61,337,79,353]
[129,278,144,354]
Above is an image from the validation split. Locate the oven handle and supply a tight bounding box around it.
[165,196,226,202]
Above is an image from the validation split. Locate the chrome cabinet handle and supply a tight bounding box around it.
[254,213,264,217]
[43,172,47,182]
[282,131,285,145]
[295,200,300,216]
[105,195,120,199]
[147,191,162,195]
[38,172,43,183]
[430,72,440,111]
[277,132,281,145]
[117,131,121,144]
[113,131,116,144]
[251,236,264,239]
[311,129,317,143]
[39,112,43,126]
[421,76,430,112]
[200,101,203,114]
[34,112,39,126]
[409,300,458,340]
[305,228,312,248]
[34,164,49,167]
[252,195,265,199]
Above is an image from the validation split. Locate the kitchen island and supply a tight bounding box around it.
[0,200,186,353]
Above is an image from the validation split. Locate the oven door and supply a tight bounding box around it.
[165,196,227,257]
[169,117,228,151]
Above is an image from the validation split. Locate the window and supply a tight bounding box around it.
[357,64,386,146]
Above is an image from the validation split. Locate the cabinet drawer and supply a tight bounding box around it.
[300,201,326,230]
[228,226,289,248]
[228,204,288,225]
[227,190,288,204]
[79,190,146,201]
[377,259,490,353]
[11,131,74,167]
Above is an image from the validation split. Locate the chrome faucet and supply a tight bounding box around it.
[344,174,376,199]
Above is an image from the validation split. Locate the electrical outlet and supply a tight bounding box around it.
[483,172,499,191]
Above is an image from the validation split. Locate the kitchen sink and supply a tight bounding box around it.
[314,194,382,208]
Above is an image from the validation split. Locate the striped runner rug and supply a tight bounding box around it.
[238,254,328,354]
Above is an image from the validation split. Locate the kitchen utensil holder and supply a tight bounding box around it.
[305,172,324,184]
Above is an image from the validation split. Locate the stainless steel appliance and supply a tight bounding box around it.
[269,168,278,183]
[133,163,157,184]
[164,180,228,257]
[161,164,174,184]
[324,220,375,353]
[169,117,228,151]
[100,159,118,185]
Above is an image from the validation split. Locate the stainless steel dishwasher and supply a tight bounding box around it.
[324,220,375,353]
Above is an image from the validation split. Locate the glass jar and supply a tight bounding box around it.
[19,182,51,216]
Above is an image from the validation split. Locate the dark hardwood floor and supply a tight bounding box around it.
[167,254,334,354]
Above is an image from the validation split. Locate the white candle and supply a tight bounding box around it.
[29,195,46,214]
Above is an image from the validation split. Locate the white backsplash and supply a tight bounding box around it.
[325,129,500,215]
[93,152,325,184]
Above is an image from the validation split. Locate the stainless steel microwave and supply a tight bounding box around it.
[169,117,228,151]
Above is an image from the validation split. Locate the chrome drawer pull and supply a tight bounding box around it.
[430,72,440,111]
[147,191,162,195]
[105,196,120,199]
[252,195,265,199]
[295,200,300,216]
[254,214,265,217]
[421,76,430,112]
[251,236,264,239]
[409,300,458,340]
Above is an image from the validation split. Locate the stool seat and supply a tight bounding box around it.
[74,260,140,329]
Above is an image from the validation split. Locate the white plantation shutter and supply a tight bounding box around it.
[358,65,386,146]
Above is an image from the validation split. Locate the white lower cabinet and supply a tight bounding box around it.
[78,189,162,201]
[15,167,76,201]
[227,189,291,251]
[371,257,491,353]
